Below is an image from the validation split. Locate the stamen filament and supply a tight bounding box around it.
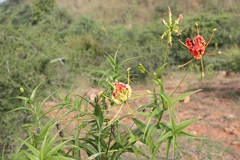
[178,58,195,68]
[205,51,221,56]
[126,102,135,116]
[196,23,200,35]
[205,28,217,48]
[178,39,189,48]
[200,58,205,77]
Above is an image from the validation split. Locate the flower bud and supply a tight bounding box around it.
[178,14,184,21]
[20,87,24,93]
[137,63,146,73]
[160,18,165,23]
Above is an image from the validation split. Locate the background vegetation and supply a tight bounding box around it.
[0,0,239,158]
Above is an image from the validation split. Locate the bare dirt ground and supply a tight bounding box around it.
[45,71,240,159]
[169,72,240,153]
[152,71,240,159]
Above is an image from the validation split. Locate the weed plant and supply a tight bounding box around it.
[5,8,217,160]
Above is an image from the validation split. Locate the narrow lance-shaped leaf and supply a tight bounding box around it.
[30,82,44,102]
[19,138,39,157]
[172,89,201,105]
[161,92,176,131]
[155,62,168,78]
[175,117,200,134]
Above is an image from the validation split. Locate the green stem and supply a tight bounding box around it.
[170,66,190,97]
[97,119,102,153]
[166,138,172,160]
[106,128,112,156]
[157,110,164,124]
[161,43,169,83]
[109,104,124,125]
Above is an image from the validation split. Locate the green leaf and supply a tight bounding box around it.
[22,151,38,160]
[78,142,98,156]
[46,139,71,158]
[130,144,139,159]
[160,92,176,131]
[105,52,116,70]
[48,156,75,160]
[38,88,60,115]
[87,150,118,160]
[8,107,34,113]
[146,125,156,152]
[122,148,150,159]
[39,103,65,120]
[156,131,173,145]
[12,96,29,101]
[30,82,44,102]
[155,62,168,78]
[178,131,206,139]
[175,117,200,134]
[143,109,159,138]
[19,139,39,157]
[172,89,201,105]
[118,56,143,69]
[1,143,6,160]
[132,118,146,133]
[21,123,39,128]
[126,127,140,144]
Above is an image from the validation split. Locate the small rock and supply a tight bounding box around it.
[231,141,240,146]
[224,126,235,134]
[228,114,235,118]
[216,70,226,77]
[191,130,197,135]
[183,96,190,104]
[226,71,235,77]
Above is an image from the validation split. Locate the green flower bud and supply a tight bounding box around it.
[137,63,146,73]
[20,87,24,93]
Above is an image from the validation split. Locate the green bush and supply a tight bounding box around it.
[31,0,55,25]
[220,45,240,72]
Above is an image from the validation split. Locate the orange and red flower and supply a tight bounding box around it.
[185,35,206,60]
[178,23,219,77]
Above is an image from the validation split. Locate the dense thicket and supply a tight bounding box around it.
[0,0,239,157]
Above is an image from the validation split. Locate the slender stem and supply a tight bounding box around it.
[157,109,165,125]
[161,43,169,81]
[126,102,135,116]
[200,58,205,77]
[165,138,171,160]
[97,119,102,153]
[170,66,190,97]
[106,128,112,156]
[109,104,124,124]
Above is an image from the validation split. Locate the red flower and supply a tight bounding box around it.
[186,35,206,60]
[178,23,219,77]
